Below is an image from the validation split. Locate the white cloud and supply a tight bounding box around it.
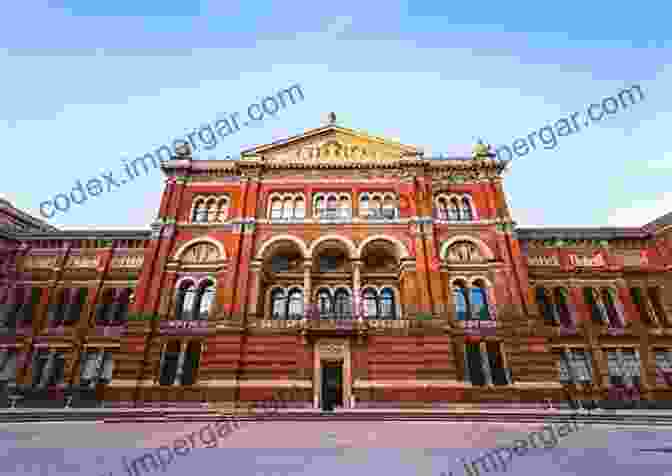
[646,152,672,169]
[606,192,672,227]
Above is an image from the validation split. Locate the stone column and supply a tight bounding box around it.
[303,260,312,313]
[247,260,263,321]
[173,341,188,386]
[352,260,362,321]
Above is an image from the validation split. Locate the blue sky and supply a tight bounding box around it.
[1,0,670,229]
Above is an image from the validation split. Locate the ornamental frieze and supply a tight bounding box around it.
[444,241,484,263]
[67,254,99,268]
[568,252,606,267]
[527,255,560,267]
[615,250,649,267]
[21,255,59,269]
[110,254,145,268]
[263,136,413,165]
[180,243,221,264]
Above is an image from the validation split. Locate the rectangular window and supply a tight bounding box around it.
[487,342,508,386]
[0,350,17,386]
[31,351,50,387]
[465,343,486,386]
[655,349,672,385]
[558,353,572,384]
[560,349,593,384]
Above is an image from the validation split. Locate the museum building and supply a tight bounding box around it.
[0,115,671,410]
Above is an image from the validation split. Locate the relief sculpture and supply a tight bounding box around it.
[180,243,220,264]
[446,241,482,263]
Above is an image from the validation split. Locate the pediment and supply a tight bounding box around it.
[241,126,421,165]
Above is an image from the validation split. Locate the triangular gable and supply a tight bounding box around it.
[240,124,421,165]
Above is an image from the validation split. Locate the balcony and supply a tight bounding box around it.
[315,210,351,222]
[158,320,212,336]
[90,324,126,338]
[458,319,498,336]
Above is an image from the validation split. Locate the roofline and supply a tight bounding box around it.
[16,229,152,240]
[516,227,652,240]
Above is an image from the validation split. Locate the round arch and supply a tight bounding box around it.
[173,236,227,261]
[356,234,410,260]
[255,234,309,260]
[308,234,357,259]
[439,235,494,261]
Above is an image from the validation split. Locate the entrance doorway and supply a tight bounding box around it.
[320,361,343,411]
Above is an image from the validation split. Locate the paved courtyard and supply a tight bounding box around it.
[1,419,671,476]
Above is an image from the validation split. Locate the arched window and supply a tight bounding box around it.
[181,342,201,386]
[196,281,215,320]
[326,195,338,218]
[362,288,378,319]
[334,289,351,319]
[535,287,556,324]
[339,196,351,218]
[216,198,229,222]
[271,289,287,319]
[601,288,622,328]
[288,289,304,319]
[95,289,115,325]
[437,197,448,220]
[48,289,68,326]
[282,197,294,219]
[461,197,473,221]
[270,197,283,220]
[379,288,396,319]
[470,283,491,320]
[371,196,382,218]
[382,196,396,219]
[360,195,369,217]
[554,287,573,327]
[206,199,217,223]
[294,197,305,219]
[585,287,608,324]
[317,288,333,318]
[448,198,460,221]
[193,200,207,223]
[453,283,469,320]
[177,282,197,321]
[315,196,326,218]
[66,288,88,324]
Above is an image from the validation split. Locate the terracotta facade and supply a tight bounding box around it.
[1,119,671,409]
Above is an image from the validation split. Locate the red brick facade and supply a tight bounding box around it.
[1,121,671,409]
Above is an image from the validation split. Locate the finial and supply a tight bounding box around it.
[472,138,492,160]
[323,112,337,126]
[174,141,192,159]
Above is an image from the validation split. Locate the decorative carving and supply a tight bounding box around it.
[616,250,648,267]
[110,254,145,268]
[319,341,345,356]
[528,255,559,267]
[445,241,483,263]
[65,255,98,268]
[568,252,605,267]
[180,243,220,264]
[22,255,59,269]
